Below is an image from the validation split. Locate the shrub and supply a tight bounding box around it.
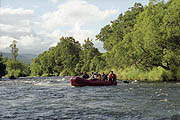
[176,67,180,80]
[115,67,175,81]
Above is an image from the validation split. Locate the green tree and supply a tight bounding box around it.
[94,0,180,81]
[0,53,6,78]
[96,25,113,51]
[6,40,30,78]
[5,59,29,78]
[125,0,180,72]
[10,40,18,60]
[55,37,81,75]
[96,3,144,69]
[161,0,180,70]
[90,55,106,72]
[30,37,82,76]
[30,57,43,76]
[75,38,105,74]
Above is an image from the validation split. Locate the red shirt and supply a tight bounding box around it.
[109,73,116,79]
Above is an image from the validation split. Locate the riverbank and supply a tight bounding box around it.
[1,66,180,82]
[105,67,180,82]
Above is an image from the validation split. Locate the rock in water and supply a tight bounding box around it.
[123,80,130,83]
[9,75,16,79]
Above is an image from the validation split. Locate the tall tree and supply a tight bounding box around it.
[76,38,105,73]
[30,37,82,76]
[96,3,144,69]
[10,40,18,60]
[6,40,29,78]
[127,0,180,71]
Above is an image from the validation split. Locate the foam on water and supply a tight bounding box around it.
[0,77,180,120]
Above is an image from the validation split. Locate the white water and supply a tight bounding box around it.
[0,77,180,120]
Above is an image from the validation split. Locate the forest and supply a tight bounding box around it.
[0,0,180,81]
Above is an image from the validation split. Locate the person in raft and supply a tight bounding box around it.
[89,72,96,80]
[102,72,108,81]
[82,72,89,79]
[108,71,117,82]
[97,74,102,80]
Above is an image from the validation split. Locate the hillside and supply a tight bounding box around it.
[2,53,37,64]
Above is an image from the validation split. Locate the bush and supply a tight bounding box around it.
[115,67,175,81]
[5,69,21,78]
[60,69,69,76]
[5,59,29,78]
[176,67,180,80]
[41,73,49,77]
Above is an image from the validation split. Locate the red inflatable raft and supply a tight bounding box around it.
[70,76,117,87]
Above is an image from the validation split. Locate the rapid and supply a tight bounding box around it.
[0,77,180,120]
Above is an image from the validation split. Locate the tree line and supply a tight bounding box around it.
[30,37,105,77]
[96,0,180,81]
[0,37,105,78]
[0,40,30,79]
[1,0,180,81]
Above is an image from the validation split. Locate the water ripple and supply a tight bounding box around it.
[0,77,180,120]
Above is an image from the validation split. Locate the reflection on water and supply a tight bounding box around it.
[0,77,180,120]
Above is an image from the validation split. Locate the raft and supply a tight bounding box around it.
[70,76,117,87]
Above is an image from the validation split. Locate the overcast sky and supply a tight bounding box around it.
[0,0,149,54]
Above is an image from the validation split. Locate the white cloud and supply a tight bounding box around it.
[0,24,32,34]
[0,36,16,51]
[94,40,106,53]
[68,22,94,43]
[0,7,34,38]
[0,8,33,15]
[0,0,118,54]
[41,0,118,47]
[0,7,52,54]
[50,0,60,4]
[0,8,34,25]
[18,35,52,54]
[42,0,118,31]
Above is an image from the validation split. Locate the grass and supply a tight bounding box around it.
[113,67,176,82]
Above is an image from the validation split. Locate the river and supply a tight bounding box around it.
[0,77,180,120]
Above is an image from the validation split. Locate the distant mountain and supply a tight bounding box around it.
[2,53,37,64]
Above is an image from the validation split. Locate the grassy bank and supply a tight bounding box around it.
[111,67,180,82]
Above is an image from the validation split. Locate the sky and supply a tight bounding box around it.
[0,0,149,55]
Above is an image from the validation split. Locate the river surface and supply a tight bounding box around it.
[0,77,180,120]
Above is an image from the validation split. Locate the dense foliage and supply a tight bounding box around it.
[30,37,105,76]
[0,54,6,78]
[96,0,180,81]
[5,59,30,78]
[1,40,30,79]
